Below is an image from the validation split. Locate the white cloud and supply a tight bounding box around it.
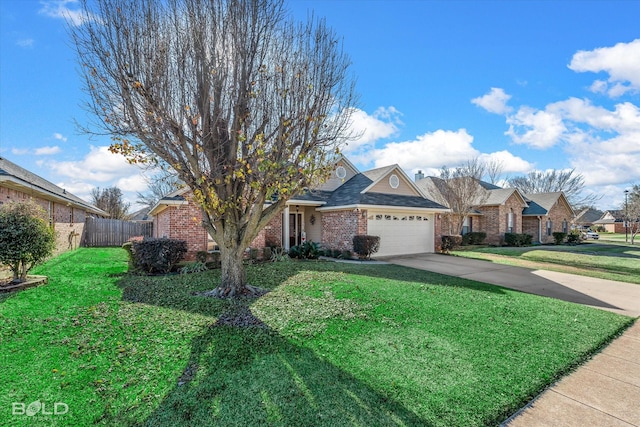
[478,150,533,174]
[569,39,640,97]
[11,148,29,155]
[46,145,141,182]
[471,88,513,114]
[370,129,479,171]
[116,174,148,193]
[16,38,34,48]
[53,132,68,142]
[38,0,94,26]
[505,106,566,149]
[343,107,402,153]
[35,146,61,155]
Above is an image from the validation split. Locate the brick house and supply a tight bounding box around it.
[593,210,626,233]
[150,157,449,259]
[522,192,574,244]
[415,175,574,245]
[0,156,108,255]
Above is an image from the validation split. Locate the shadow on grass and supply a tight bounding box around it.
[474,242,640,260]
[134,320,428,426]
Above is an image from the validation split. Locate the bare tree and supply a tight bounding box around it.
[484,158,505,185]
[624,184,640,245]
[137,172,183,210]
[91,187,131,219]
[508,169,599,207]
[71,0,356,297]
[436,159,488,235]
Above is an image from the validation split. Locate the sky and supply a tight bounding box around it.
[1,0,639,212]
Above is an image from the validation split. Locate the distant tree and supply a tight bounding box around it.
[137,173,182,210]
[71,0,356,297]
[624,184,640,245]
[436,159,489,235]
[91,186,130,219]
[508,169,599,207]
[0,201,56,282]
[484,158,506,185]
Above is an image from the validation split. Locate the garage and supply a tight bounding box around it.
[367,211,434,257]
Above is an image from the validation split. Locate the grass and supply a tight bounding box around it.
[0,248,633,426]
[452,241,640,285]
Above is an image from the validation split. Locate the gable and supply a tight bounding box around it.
[363,166,422,197]
[315,158,359,192]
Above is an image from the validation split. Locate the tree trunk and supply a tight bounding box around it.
[218,246,247,297]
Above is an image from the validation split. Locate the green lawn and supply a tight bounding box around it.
[0,248,633,426]
[452,241,640,285]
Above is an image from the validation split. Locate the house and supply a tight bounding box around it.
[0,156,108,255]
[150,157,449,259]
[522,192,574,244]
[573,207,604,230]
[594,210,626,233]
[415,175,574,245]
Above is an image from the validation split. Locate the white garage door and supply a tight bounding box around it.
[367,211,434,257]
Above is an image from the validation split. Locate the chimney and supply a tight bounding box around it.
[415,170,424,181]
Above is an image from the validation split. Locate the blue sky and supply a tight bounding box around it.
[1,0,639,211]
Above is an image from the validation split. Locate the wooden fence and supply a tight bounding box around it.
[83,217,153,247]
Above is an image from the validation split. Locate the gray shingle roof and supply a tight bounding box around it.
[0,156,107,216]
[522,192,563,215]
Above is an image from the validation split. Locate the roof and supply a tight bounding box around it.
[320,171,447,210]
[574,207,604,224]
[0,156,107,216]
[480,188,527,206]
[522,192,574,217]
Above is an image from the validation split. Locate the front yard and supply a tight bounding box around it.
[452,241,640,285]
[0,248,633,426]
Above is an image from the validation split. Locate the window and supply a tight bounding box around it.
[389,174,400,189]
[336,166,346,179]
[462,216,473,235]
[546,220,553,236]
[507,211,514,233]
[562,220,568,233]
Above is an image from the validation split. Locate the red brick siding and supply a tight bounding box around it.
[321,210,363,251]
[264,214,283,247]
[476,194,524,245]
[529,202,573,244]
[167,203,208,261]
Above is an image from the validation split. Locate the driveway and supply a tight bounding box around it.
[386,253,640,318]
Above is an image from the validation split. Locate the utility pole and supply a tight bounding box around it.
[625,189,629,243]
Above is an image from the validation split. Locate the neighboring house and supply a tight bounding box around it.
[594,210,626,233]
[573,207,603,230]
[0,156,108,255]
[522,192,574,244]
[415,175,574,245]
[150,157,449,260]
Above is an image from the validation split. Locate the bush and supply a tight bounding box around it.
[504,233,533,247]
[552,232,567,245]
[180,261,208,275]
[0,201,56,282]
[288,241,321,260]
[341,250,352,260]
[567,231,581,245]
[352,235,380,259]
[461,231,487,246]
[331,249,342,258]
[196,251,209,263]
[130,238,187,274]
[441,235,463,252]
[263,247,272,260]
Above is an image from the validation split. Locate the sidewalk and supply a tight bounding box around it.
[504,320,640,427]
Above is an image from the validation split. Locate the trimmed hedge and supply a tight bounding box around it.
[353,235,380,259]
[552,232,567,245]
[461,231,487,246]
[504,233,533,247]
[441,235,463,252]
[130,238,188,274]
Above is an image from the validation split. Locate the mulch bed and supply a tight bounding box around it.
[0,276,48,293]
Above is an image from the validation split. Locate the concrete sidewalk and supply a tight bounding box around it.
[386,253,640,426]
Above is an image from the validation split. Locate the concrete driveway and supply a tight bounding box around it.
[386,253,640,318]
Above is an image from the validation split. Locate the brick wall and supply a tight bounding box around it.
[0,185,91,257]
[264,214,283,247]
[167,203,208,261]
[321,210,363,251]
[476,194,524,245]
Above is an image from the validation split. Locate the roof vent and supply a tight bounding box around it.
[415,170,424,181]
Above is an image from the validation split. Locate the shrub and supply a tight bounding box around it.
[441,235,463,253]
[196,251,209,263]
[122,242,135,270]
[0,201,56,282]
[341,250,352,259]
[288,241,321,260]
[504,233,533,247]
[567,231,581,245]
[332,249,342,258]
[352,235,380,260]
[130,238,187,274]
[552,232,567,245]
[263,247,272,260]
[461,231,487,246]
[180,261,208,275]
[271,247,287,262]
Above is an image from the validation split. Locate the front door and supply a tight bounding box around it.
[289,213,303,247]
